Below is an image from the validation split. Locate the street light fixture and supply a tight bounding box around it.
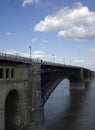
[29,46,32,59]
[52,54,55,63]
[63,58,65,64]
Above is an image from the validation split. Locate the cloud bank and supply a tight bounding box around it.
[34,2,95,40]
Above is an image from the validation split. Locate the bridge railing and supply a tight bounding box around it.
[0,52,61,65]
[0,52,43,63]
[0,52,77,66]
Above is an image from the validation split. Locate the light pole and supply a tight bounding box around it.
[52,53,55,63]
[29,46,32,59]
[63,58,65,64]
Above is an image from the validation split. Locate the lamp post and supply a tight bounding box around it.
[52,53,55,63]
[29,46,32,59]
[63,58,65,64]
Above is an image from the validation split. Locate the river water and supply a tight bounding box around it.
[44,78,95,130]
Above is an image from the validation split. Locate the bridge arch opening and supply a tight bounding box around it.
[0,68,4,78]
[5,90,19,130]
[11,69,15,78]
[6,68,10,78]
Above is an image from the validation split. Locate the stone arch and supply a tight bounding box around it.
[5,90,19,130]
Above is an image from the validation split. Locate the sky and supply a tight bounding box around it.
[0,0,95,70]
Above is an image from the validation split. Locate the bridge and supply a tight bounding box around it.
[0,53,94,130]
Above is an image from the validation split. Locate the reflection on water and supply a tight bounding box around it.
[44,78,95,130]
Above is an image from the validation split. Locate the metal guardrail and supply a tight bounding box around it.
[0,53,60,64]
[0,53,57,65]
[0,53,42,63]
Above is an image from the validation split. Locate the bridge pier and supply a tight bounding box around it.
[29,64,46,130]
[84,70,92,82]
[30,107,45,130]
[70,81,85,89]
[70,68,93,89]
[70,68,87,89]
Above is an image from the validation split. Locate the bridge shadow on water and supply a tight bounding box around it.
[44,78,95,130]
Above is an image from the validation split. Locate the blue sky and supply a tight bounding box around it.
[0,0,95,70]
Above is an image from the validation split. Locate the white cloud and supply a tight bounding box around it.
[31,38,38,42]
[34,2,95,40]
[5,32,15,36]
[42,40,48,43]
[73,59,85,63]
[77,43,89,47]
[88,48,95,53]
[38,1,52,8]
[22,0,39,7]
[32,51,45,58]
